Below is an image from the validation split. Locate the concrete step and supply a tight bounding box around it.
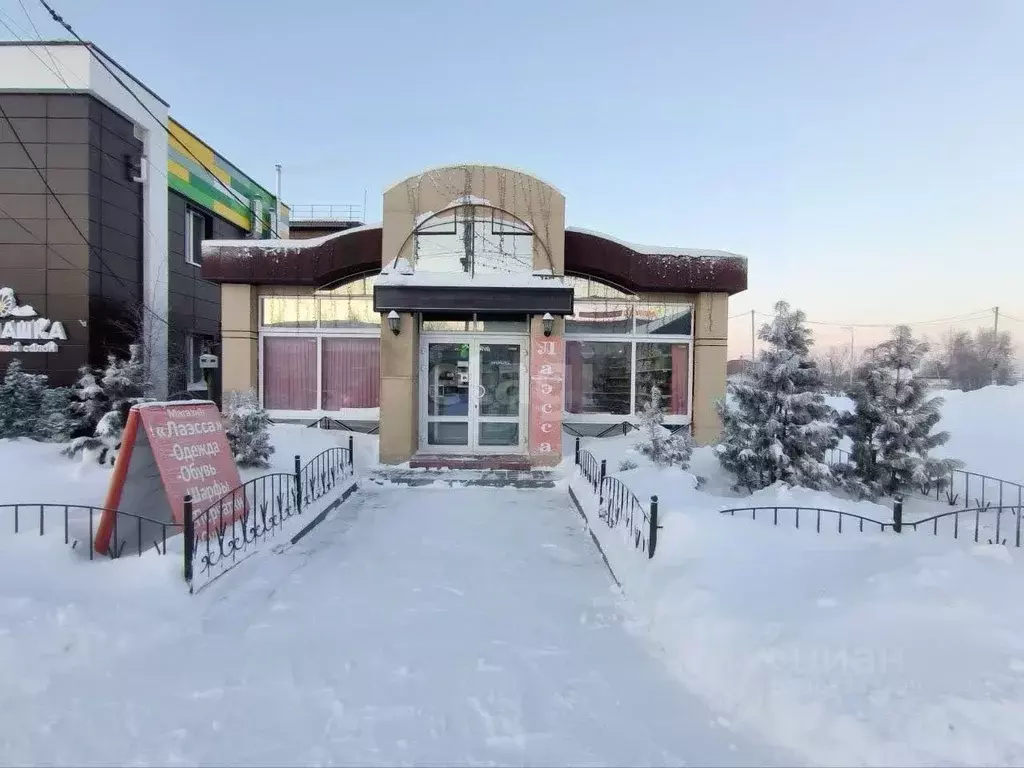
[369,468,559,490]
[408,454,533,471]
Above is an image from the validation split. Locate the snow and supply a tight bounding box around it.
[566,226,746,260]
[0,423,370,510]
[201,221,382,252]
[0,483,791,765]
[568,383,1024,766]
[377,269,568,289]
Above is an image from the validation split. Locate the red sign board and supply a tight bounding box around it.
[95,401,243,555]
[528,332,564,463]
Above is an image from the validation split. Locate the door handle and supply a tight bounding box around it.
[477,384,486,399]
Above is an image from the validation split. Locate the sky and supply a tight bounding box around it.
[2,0,1022,356]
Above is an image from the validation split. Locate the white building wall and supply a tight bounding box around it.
[0,43,171,396]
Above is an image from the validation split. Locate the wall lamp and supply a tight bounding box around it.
[387,310,401,336]
[542,312,554,337]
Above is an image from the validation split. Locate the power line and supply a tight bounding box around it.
[37,0,283,240]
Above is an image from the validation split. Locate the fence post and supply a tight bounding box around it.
[348,435,354,467]
[892,494,903,533]
[649,495,659,558]
[575,436,580,466]
[294,454,303,515]
[599,459,607,504]
[183,494,194,591]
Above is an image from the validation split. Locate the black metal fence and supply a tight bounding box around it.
[719,496,1024,548]
[0,503,173,558]
[4,438,358,592]
[826,446,1024,510]
[719,505,892,534]
[574,439,660,558]
[186,440,355,589]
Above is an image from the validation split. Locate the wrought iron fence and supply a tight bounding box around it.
[3,440,358,592]
[600,475,660,558]
[573,438,660,558]
[187,440,356,589]
[719,505,892,534]
[908,504,1024,547]
[826,447,1024,510]
[0,503,172,558]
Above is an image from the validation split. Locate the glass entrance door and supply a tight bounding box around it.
[421,338,524,453]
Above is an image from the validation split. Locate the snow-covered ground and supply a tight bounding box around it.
[569,383,1024,766]
[0,485,791,766]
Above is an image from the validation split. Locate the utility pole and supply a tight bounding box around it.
[992,306,1000,386]
[846,326,855,386]
[750,309,755,361]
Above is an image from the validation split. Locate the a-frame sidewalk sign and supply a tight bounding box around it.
[94,401,243,556]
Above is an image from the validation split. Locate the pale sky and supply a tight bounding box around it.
[2,0,1022,357]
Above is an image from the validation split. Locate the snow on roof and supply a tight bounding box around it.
[377,269,567,290]
[566,226,745,260]
[202,222,382,253]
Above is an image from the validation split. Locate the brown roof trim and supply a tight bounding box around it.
[201,222,747,295]
[564,229,747,295]
[201,225,382,287]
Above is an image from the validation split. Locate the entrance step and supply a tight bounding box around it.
[369,468,558,490]
[409,454,532,471]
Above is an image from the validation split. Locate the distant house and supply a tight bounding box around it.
[727,358,754,376]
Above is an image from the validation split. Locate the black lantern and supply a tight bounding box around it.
[542,312,554,337]
[387,310,401,335]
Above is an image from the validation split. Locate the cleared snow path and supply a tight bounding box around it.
[2,487,790,766]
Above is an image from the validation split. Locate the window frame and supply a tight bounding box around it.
[563,276,694,424]
[258,275,382,420]
[185,334,208,391]
[185,207,209,267]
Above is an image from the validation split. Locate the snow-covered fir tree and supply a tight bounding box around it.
[64,344,149,464]
[840,325,961,499]
[224,389,274,468]
[37,387,75,442]
[715,300,840,492]
[635,385,694,469]
[0,359,47,439]
[66,365,108,438]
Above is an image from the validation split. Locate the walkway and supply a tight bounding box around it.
[2,486,793,766]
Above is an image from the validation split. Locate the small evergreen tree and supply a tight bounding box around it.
[840,325,962,499]
[716,301,840,492]
[0,359,47,439]
[66,365,108,438]
[37,387,75,442]
[224,389,274,468]
[63,344,149,464]
[635,385,694,469]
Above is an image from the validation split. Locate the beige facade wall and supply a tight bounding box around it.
[378,313,419,463]
[220,283,259,402]
[691,291,729,445]
[382,164,566,274]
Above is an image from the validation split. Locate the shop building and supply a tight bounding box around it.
[203,165,746,468]
[0,42,282,396]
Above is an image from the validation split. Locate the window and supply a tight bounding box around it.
[420,313,529,333]
[185,208,209,267]
[186,335,209,391]
[565,341,631,415]
[563,275,693,421]
[409,206,537,275]
[263,336,317,410]
[258,273,382,413]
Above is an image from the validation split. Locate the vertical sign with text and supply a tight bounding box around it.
[528,332,564,462]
